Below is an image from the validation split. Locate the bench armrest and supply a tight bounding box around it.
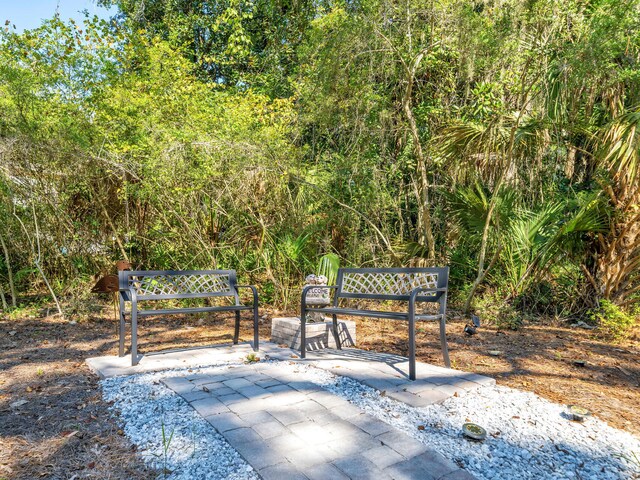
[409,286,447,303]
[235,285,259,307]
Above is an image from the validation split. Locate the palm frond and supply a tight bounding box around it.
[317,252,340,285]
[600,109,640,182]
[445,182,517,236]
[523,192,609,285]
[501,202,564,288]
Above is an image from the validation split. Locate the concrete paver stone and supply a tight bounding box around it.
[259,461,309,480]
[252,420,289,440]
[205,411,249,432]
[333,455,392,480]
[190,397,229,417]
[360,444,405,470]
[305,462,350,480]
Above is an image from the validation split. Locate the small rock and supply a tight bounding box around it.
[8,331,17,336]
[10,399,28,408]
[488,350,503,356]
[570,321,597,330]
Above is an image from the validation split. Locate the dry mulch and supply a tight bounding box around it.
[1,305,638,479]
[0,313,156,480]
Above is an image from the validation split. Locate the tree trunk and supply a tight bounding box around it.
[463,199,501,313]
[31,205,63,317]
[0,233,16,307]
[593,183,640,305]
[402,51,436,259]
[0,283,7,310]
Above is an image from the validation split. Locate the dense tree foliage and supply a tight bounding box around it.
[0,0,638,325]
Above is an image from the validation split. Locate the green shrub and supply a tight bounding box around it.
[589,300,636,341]
[473,290,523,330]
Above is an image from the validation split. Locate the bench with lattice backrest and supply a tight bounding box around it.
[300,267,450,380]
[119,269,259,366]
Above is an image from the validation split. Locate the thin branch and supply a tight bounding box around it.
[289,173,401,263]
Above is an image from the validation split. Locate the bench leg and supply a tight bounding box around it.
[439,297,451,369]
[118,295,126,357]
[408,310,416,381]
[331,314,342,350]
[300,310,306,359]
[131,306,139,366]
[233,310,240,345]
[253,304,259,352]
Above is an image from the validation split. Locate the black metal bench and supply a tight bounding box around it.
[118,269,259,366]
[300,267,450,380]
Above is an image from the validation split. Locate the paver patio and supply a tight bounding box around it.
[87,342,494,479]
[163,362,475,479]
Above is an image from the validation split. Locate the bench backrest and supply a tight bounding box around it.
[119,269,239,303]
[335,267,448,302]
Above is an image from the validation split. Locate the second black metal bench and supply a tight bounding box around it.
[300,267,450,380]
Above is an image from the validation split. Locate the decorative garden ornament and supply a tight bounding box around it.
[303,274,331,322]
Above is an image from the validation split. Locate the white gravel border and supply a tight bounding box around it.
[101,364,259,480]
[102,361,640,480]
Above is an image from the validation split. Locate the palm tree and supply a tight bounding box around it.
[589,109,640,307]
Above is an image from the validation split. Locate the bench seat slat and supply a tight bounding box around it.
[124,305,253,316]
[309,307,441,321]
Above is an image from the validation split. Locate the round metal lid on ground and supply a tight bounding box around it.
[568,405,592,422]
[462,423,487,441]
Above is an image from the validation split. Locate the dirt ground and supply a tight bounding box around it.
[1,305,638,479]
